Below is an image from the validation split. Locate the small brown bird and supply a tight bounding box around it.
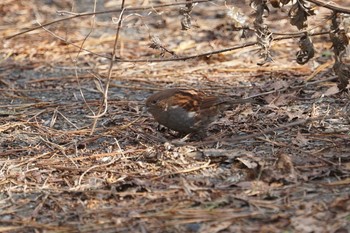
[146,88,254,134]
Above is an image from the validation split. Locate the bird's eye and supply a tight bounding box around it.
[151,99,158,104]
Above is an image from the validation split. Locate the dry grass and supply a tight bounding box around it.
[1,0,350,232]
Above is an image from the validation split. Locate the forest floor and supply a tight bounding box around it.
[0,0,349,232]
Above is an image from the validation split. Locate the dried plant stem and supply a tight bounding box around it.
[90,1,126,134]
[6,0,213,40]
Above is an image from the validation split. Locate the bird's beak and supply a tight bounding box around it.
[142,105,149,115]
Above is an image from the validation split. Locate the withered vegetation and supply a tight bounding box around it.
[1,0,350,232]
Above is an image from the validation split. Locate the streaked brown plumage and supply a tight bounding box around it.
[146,88,253,134]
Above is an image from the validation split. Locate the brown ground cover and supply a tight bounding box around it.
[0,0,349,232]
